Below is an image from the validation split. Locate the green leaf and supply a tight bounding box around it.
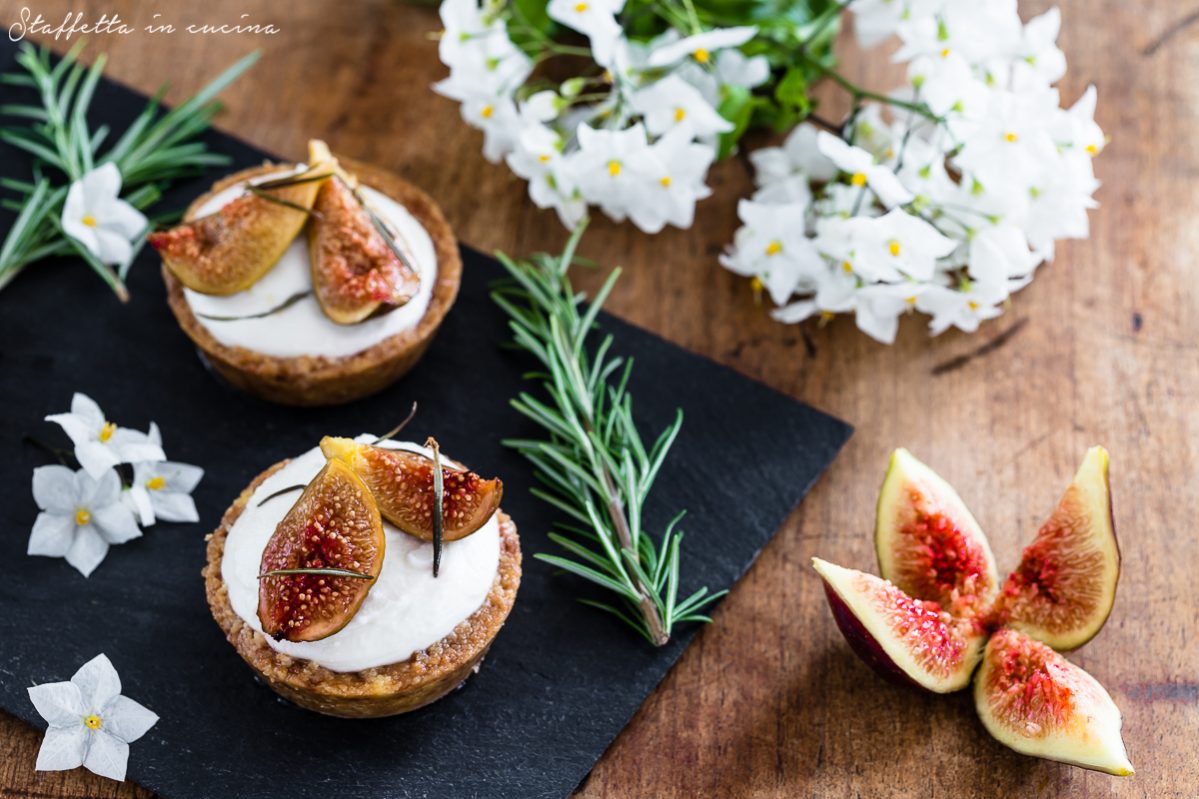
[775,65,812,116]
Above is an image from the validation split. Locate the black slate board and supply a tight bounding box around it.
[0,42,851,799]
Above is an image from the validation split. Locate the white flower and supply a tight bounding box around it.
[1051,85,1105,156]
[952,87,1060,188]
[46,393,164,479]
[29,466,141,577]
[630,74,733,139]
[818,208,956,282]
[967,225,1037,285]
[851,0,946,48]
[895,0,1023,67]
[548,0,625,67]
[124,425,204,527]
[507,122,587,229]
[623,125,715,233]
[1007,7,1066,89]
[721,200,824,304]
[714,48,770,88]
[750,123,838,186]
[28,654,158,782]
[916,280,1009,334]
[572,123,659,223]
[438,0,508,68]
[61,164,147,267]
[855,282,928,344]
[647,26,757,68]
[817,131,914,208]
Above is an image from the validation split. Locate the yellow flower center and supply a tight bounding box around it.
[888,240,901,257]
[602,69,614,83]
[1004,131,1018,143]
[674,107,686,122]
[819,310,836,322]
[841,260,853,274]
[75,508,91,526]
[850,172,868,187]
[968,300,980,311]
[538,153,551,163]
[81,215,98,228]
[765,240,782,256]
[905,295,917,305]
[693,48,710,64]
[659,175,672,188]
[940,47,951,58]
[607,160,622,177]
[1085,143,1098,155]
[147,476,167,491]
[480,104,494,119]
[749,276,764,293]
[84,714,102,730]
[98,421,117,443]
[575,1,588,11]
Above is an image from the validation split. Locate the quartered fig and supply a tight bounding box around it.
[812,558,987,693]
[974,627,1133,775]
[320,436,501,542]
[257,459,384,642]
[875,448,999,620]
[306,140,420,325]
[994,447,1120,651]
[150,165,328,295]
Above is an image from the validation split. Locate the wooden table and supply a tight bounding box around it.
[2,1,1195,796]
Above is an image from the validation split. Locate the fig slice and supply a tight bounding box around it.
[257,459,384,642]
[812,558,987,693]
[994,447,1120,651]
[150,164,329,295]
[306,140,421,325]
[320,436,501,542]
[974,628,1133,775]
[875,448,1000,619]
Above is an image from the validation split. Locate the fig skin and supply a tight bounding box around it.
[994,447,1121,651]
[306,140,421,325]
[257,459,385,643]
[813,558,987,694]
[150,166,327,295]
[320,436,502,542]
[875,448,1000,620]
[974,627,1133,776]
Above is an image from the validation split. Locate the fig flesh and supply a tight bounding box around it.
[150,166,327,295]
[875,448,999,619]
[812,558,987,693]
[994,447,1120,651]
[257,459,384,642]
[306,140,420,325]
[320,437,501,542]
[974,628,1133,775]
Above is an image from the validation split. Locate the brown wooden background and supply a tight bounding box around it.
[1,1,1196,797]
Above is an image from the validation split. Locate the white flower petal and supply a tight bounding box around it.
[28,512,76,557]
[65,527,109,577]
[126,486,156,527]
[100,198,148,239]
[71,654,122,711]
[45,414,96,450]
[91,503,142,545]
[109,429,166,464]
[78,468,121,509]
[100,695,158,743]
[81,162,123,203]
[34,725,87,772]
[70,392,106,427]
[149,492,199,523]
[75,443,120,480]
[92,228,133,266]
[28,680,85,725]
[151,461,204,493]
[83,730,129,782]
[32,465,78,513]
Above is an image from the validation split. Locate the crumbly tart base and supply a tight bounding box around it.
[204,460,521,718]
[163,157,462,406]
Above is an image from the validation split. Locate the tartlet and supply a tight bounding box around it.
[203,441,521,718]
[161,154,462,406]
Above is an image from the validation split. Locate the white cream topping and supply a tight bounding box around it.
[182,168,438,359]
[221,437,500,673]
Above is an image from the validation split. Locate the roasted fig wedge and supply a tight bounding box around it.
[974,628,1133,775]
[257,459,384,642]
[994,447,1120,651]
[813,558,987,693]
[306,140,420,325]
[150,163,329,295]
[875,448,999,620]
[320,436,501,542]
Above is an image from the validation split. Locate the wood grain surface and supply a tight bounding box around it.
[1,1,1196,797]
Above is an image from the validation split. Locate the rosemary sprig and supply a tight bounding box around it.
[258,567,373,580]
[0,42,258,298]
[491,220,726,646]
[427,436,445,578]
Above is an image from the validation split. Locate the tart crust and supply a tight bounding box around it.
[204,459,521,718]
[163,157,462,406]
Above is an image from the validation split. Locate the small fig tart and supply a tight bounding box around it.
[158,142,461,406]
[204,437,520,718]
